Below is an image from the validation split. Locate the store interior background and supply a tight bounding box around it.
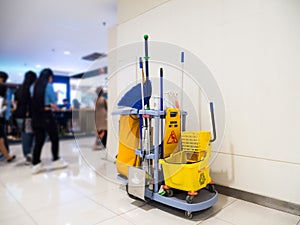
[0,0,115,138]
[0,0,299,215]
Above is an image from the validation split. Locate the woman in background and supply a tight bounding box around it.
[93,86,107,150]
[0,71,16,162]
[14,71,37,165]
[31,68,67,174]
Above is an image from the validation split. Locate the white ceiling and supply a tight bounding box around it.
[0,0,117,83]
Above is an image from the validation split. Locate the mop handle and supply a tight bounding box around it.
[139,57,145,83]
[144,34,150,109]
[160,68,164,158]
[160,68,163,111]
[180,52,185,149]
[180,52,184,108]
[139,57,145,109]
[144,34,150,80]
[210,102,217,142]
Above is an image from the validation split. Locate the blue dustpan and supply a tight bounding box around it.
[118,79,152,109]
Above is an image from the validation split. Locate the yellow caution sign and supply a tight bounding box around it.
[163,108,181,158]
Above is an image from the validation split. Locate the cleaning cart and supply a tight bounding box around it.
[113,35,218,219]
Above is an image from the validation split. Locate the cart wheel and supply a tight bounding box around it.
[206,184,216,193]
[166,189,173,197]
[186,195,194,204]
[185,211,193,219]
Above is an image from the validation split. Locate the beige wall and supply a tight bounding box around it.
[109,0,300,204]
[118,0,170,24]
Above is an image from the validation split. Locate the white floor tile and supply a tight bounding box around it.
[0,188,27,222]
[199,217,234,225]
[215,199,300,225]
[0,214,36,225]
[120,204,197,225]
[30,198,116,225]
[95,216,135,225]
[191,194,237,221]
[91,185,146,214]
[15,183,83,211]
[62,169,120,197]
[0,138,298,225]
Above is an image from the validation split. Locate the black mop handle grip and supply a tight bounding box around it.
[144,34,149,80]
[160,68,163,111]
[144,34,150,109]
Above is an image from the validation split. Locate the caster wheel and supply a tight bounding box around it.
[186,195,194,204]
[185,211,193,219]
[206,184,216,193]
[166,189,173,197]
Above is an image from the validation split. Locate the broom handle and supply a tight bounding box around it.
[139,57,145,152]
[144,34,150,109]
[139,57,145,108]
[160,68,164,158]
[210,102,217,142]
[180,52,184,149]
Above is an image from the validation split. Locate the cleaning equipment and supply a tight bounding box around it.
[114,35,218,219]
[159,130,213,201]
[116,114,141,177]
[163,108,181,158]
[117,79,152,110]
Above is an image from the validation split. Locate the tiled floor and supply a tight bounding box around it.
[0,137,299,225]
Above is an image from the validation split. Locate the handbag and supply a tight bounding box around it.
[23,118,33,133]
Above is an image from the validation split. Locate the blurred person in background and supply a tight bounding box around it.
[0,71,16,162]
[0,71,11,153]
[31,68,68,174]
[13,71,37,165]
[93,86,107,150]
[71,98,80,132]
[59,98,71,110]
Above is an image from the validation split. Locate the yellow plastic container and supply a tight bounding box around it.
[116,115,141,177]
[159,151,211,192]
[181,131,211,152]
[159,131,212,192]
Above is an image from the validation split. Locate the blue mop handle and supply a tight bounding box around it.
[160,68,163,111]
[160,68,164,158]
[139,57,143,69]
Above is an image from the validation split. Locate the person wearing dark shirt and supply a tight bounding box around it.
[31,68,68,174]
[0,71,16,162]
[59,98,71,110]
[14,71,37,165]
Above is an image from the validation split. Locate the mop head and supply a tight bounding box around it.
[118,79,152,109]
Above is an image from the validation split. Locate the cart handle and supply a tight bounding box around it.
[210,102,217,142]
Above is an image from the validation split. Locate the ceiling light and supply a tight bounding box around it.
[64,51,71,55]
[35,64,41,68]
[81,52,107,61]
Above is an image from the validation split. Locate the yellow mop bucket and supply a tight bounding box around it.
[159,151,211,192]
[159,131,212,192]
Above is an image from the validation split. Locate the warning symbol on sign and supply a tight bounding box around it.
[167,130,178,144]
